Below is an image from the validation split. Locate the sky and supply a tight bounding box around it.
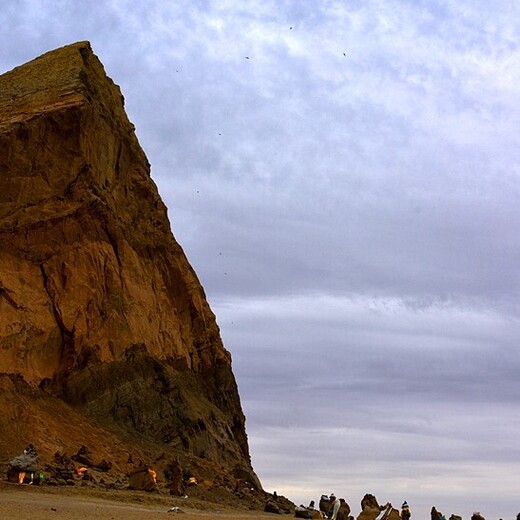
[1,0,520,517]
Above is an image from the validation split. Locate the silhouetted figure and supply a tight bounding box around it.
[361,494,381,512]
[431,507,444,520]
[168,457,185,496]
[401,501,411,520]
[337,499,351,520]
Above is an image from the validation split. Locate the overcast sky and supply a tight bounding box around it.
[2,1,520,517]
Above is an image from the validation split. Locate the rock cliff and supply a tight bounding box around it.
[0,42,259,493]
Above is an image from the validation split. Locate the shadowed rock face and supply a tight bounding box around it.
[0,42,257,485]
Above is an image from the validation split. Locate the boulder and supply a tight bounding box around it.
[128,466,157,492]
[265,500,282,514]
[357,495,383,520]
[361,494,380,511]
[9,445,38,474]
[384,507,401,520]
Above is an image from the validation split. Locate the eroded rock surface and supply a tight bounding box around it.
[0,42,258,491]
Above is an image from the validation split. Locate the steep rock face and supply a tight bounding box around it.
[0,42,256,484]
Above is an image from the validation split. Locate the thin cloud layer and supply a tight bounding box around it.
[1,1,520,517]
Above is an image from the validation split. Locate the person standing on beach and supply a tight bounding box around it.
[401,501,411,520]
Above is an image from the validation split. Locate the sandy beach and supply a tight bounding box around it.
[0,482,277,520]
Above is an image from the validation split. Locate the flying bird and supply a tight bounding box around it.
[245,56,250,59]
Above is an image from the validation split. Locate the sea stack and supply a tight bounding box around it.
[0,42,259,491]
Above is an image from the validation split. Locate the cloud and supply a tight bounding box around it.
[218,294,520,408]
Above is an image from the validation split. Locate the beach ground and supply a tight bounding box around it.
[0,481,278,520]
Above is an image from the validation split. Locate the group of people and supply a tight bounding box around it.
[295,493,411,520]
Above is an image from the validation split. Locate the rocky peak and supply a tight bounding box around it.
[0,42,259,493]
